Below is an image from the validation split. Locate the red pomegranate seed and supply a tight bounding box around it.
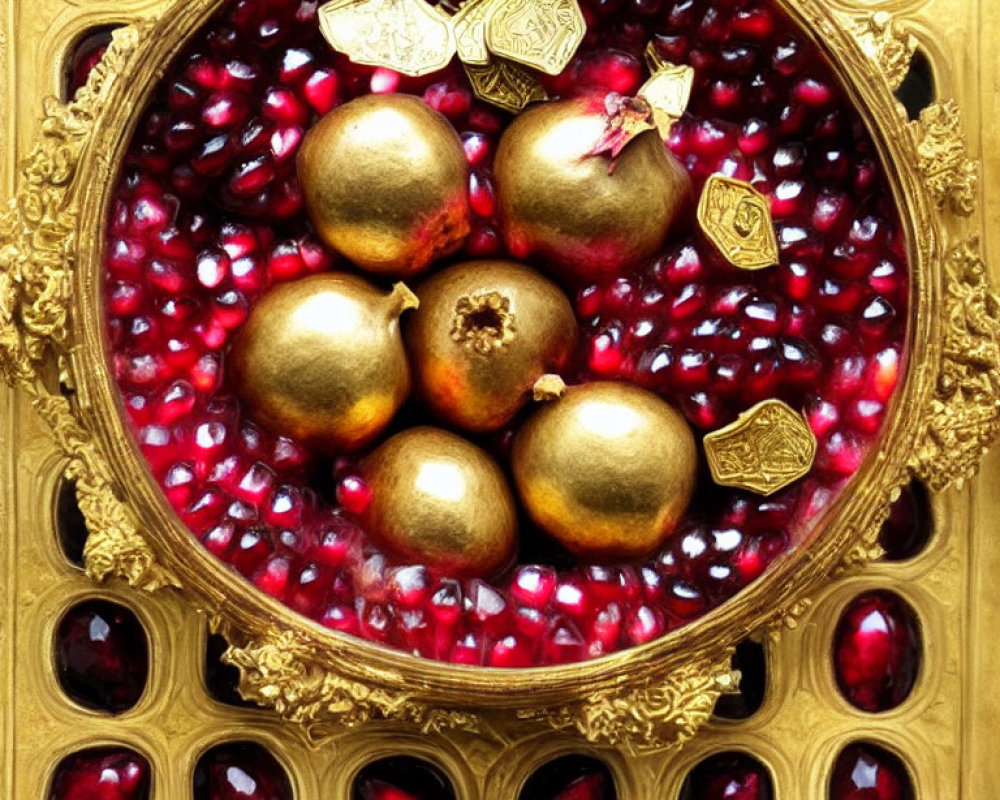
[337,475,372,514]
[50,749,150,800]
[829,744,914,800]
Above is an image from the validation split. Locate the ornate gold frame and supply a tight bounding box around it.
[1,0,997,756]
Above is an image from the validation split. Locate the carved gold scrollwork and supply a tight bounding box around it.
[852,11,917,92]
[912,100,979,217]
[0,24,179,592]
[516,659,737,751]
[219,626,482,742]
[911,239,1000,491]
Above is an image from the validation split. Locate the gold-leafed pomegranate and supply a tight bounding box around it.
[512,378,697,560]
[494,95,691,282]
[406,260,578,432]
[297,94,470,277]
[229,273,416,453]
[359,427,518,578]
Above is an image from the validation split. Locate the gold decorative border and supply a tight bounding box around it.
[1,0,997,752]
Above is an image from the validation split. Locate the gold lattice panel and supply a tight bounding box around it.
[2,0,999,797]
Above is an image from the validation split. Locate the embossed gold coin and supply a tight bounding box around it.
[318,0,455,77]
[486,0,586,76]
[229,274,418,454]
[359,427,519,578]
[512,378,698,560]
[697,174,780,271]
[703,399,817,496]
[464,59,549,113]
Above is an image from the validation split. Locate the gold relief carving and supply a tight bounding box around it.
[220,627,482,739]
[318,0,455,77]
[911,239,1000,491]
[516,659,737,751]
[696,175,780,271]
[464,59,548,113]
[703,399,817,496]
[912,99,979,217]
[0,22,179,594]
[852,11,917,92]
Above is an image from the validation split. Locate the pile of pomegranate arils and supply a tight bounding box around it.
[105,0,908,667]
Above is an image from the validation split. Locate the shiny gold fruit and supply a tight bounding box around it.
[229,273,417,454]
[494,96,691,282]
[512,378,697,560]
[406,260,579,432]
[359,427,518,578]
[297,94,471,278]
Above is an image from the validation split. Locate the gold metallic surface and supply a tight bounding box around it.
[494,96,692,281]
[229,274,417,454]
[4,0,1000,790]
[697,174,781,271]
[453,0,499,66]
[639,58,696,138]
[297,94,471,278]
[318,0,455,77]
[703,399,818,496]
[406,260,578,432]
[463,59,549,113]
[485,0,586,76]
[359,427,518,577]
[512,380,697,560]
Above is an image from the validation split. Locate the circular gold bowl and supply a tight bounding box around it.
[4,0,997,751]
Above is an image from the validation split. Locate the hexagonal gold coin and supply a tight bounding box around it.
[703,399,817,496]
[697,174,780,271]
[318,0,455,78]
[486,0,586,76]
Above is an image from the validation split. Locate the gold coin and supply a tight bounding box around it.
[318,0,455,77]
[697,174,780,271]
[486,0,586,76]
[703,399,817,496]
[463,58,549,113]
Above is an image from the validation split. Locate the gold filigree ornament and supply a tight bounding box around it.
[2,0,999,754]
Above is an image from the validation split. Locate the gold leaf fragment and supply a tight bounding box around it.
[704,399,817,496]
[638,58,695,138]
[486,0,585,76]
[697,175,779,271]
[464,59,548,113]
[318,0,456,78]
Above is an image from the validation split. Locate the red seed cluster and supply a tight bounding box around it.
[104,0,908,666]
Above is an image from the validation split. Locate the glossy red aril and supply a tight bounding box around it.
[352,758,456,800]
[55,599,149,713]
[829,744,914,800]
[49,748,150,800]
[193,743,292,800]
[679,753,774,800]
[833,591,921,712]
[518,756,616,800]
